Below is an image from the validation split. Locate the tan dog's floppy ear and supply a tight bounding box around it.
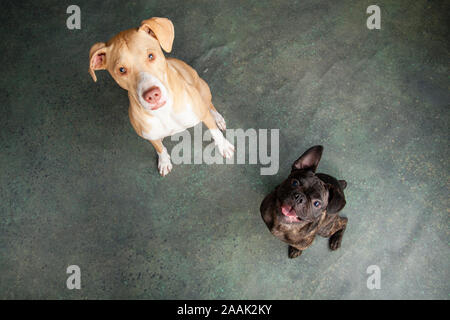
[139,17,175,53]
[89,42,107,82]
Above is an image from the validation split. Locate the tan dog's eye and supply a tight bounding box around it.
[119,67,127,74]
[148,53,154,61]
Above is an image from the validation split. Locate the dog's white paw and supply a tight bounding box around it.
[210,129,235,159]
[217,138,235,159]
[211,110,226,131]
[157,148,173,176]
[158,159,172,176]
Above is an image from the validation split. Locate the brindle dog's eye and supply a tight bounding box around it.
[314,200,321,208]
[119,67,126,74]
[148,53,154,60]
[292,179,299,187]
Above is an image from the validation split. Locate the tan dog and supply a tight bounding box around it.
[89,17,234,176]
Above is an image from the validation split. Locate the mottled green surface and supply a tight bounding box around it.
[0,0,449,299]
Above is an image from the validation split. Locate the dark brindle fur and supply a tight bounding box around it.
[260,146,348,258]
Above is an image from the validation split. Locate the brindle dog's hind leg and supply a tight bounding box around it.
[288,246,303,259]
[318,215,348,251]
[328,217,347,251]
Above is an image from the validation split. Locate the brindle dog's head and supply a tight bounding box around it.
[275,146,346,224]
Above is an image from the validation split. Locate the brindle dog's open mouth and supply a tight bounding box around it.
[280,204,302,223]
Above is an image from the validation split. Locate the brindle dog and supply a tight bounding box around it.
[260,146,348,258]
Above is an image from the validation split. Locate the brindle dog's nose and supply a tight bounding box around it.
[294,193,305,204]
[143,86,161,104]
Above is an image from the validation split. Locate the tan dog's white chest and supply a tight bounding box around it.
[141,103,200,141]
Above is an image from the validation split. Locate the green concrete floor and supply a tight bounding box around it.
[0,0,449,299]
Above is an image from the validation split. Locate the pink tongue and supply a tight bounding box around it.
[281,205,296,217]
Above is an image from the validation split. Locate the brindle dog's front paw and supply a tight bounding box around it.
[329,231,343,250]
[288,246,303,259]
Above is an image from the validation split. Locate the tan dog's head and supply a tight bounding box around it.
[89,17,175,111]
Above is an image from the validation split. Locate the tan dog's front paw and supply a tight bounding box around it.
[210,129,235,159]
[158,159,172,176]
[157,148,173,176]
[218,138,235,159]
[211,110,226,131]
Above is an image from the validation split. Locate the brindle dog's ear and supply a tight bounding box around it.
[139,17,175,53]
[292,145,323,172]
[326,183,346,214]
[338,180,347,190]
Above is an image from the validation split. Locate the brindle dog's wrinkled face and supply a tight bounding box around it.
[276,145,329,224]
[276,170,329,223]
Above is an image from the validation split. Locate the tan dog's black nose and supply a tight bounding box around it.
[143,86,161,104]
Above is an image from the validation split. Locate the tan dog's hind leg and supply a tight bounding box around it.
[149,139,173,176]
[202,111,235,158]
[209,103,227,131]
